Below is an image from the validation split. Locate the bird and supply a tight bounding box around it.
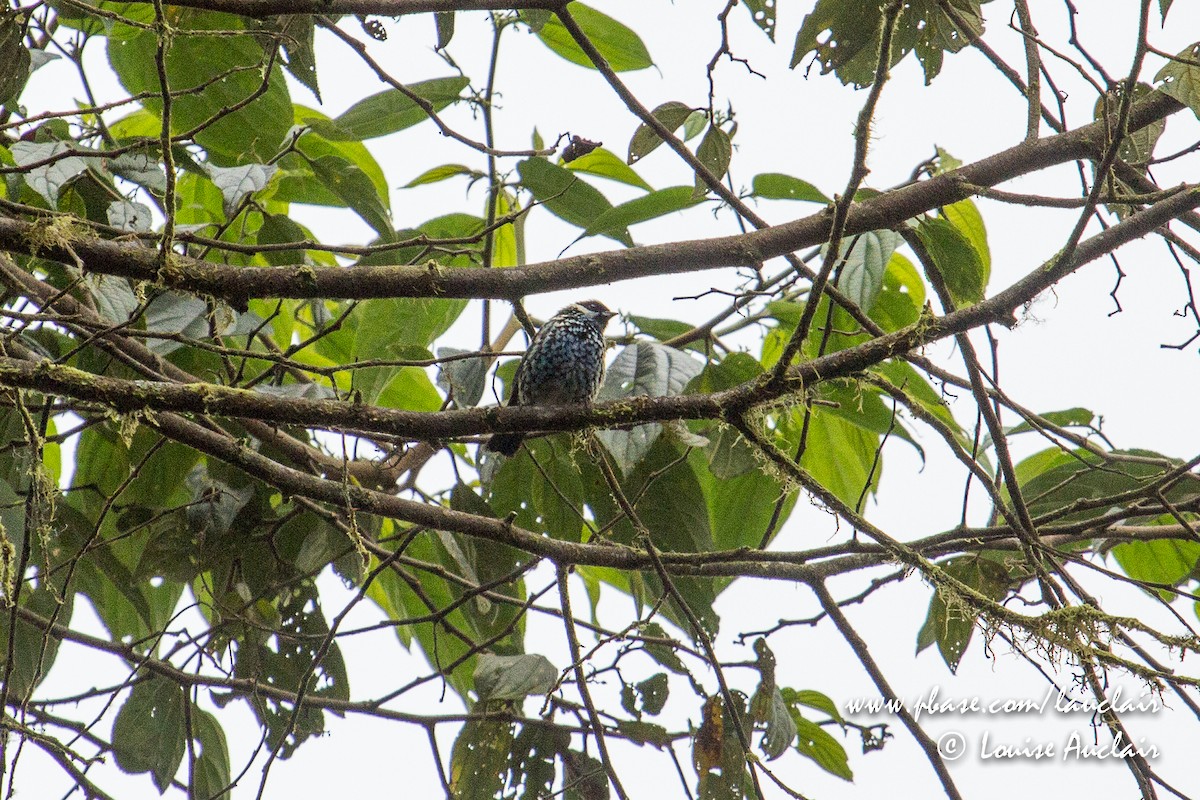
[485,300,616,456]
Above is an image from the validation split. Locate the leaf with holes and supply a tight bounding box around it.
[112,677,187,792]
[628,101,695,163]
[107,200,153,232]
[1156,42,1200,120]
[694,124,732,195]
[916,555,1012,672]
[743,0,778,40]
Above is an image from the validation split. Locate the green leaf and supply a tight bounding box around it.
[583,186,702,240]
[915,216,987,306]
[534,3,652,72]
[1112,538,1200,596]
[507,725,567,799]
[628,101,695,163]
[751,172,831,203]
[206,162,277,216]
[793,716,853,780]
[113,678,187,792]
[108,9,292,165]
[783,687,846,726]
[743,0,778,40]
[517,157,630,245]
[0,580,71,700]
[106,200,153,232]
[682,109,708,142]
[11,141,88,207]
[632,672,670,716]
[435,11,455,49]
[277,107,390,207]
[756,687,797,760]
[627,315,694,347]
[403,163,481,188]
[618,720,672,747]
[1095,82,1165,168]
[694,125,732,194]
[437,347,488,407]
[1013,447,1192,525]
[277,15,320,102]
[832,229,902,313]
[0,12,32,108]
[191,708,231,800]
[474,654,557,701]
[638,622,689,675]
[870,252,926,331]
[86,273,140,323]
[306,154,392,237]
[916,555,1011,672]
[941,198,990,277]
[989,407,1095,445]
[596,341,704,472]
[449,717,516,800]
[231,584,350,757]
[257,212,312,266]
[1155,42,1200,120]
[790,0,983,87]
[309,76,470,141]
[566,146,653,190]
[563,748,610,800]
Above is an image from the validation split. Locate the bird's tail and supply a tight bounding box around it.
[485,432,524,457]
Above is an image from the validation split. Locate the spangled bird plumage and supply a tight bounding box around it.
[485,300,616,456]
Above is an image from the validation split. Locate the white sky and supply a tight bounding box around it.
[14,1,1200,798]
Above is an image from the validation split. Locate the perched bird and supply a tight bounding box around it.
[485,300,616,456]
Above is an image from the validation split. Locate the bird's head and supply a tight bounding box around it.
[567,299,616,328]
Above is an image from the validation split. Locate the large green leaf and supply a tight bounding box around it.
[113,677,187,792]
[474,654,557,702]
[791,0,984,86]
[532,3,652,72]
[306,76,470,141]
[0,13,32,108]
[582,186,702,241]
[916,555,1012,672]
[627,101,695,163]
[108,9,292,165]
[230,584,350,758]
[915,216,987,306]
[694,125,733,194]
[832,230,902,313]
[751,173,830,203]
[0,581,72,700]
[1155,42,1200,120]
[518,157,631,245]
[595,341,704,473]
[1013,447,1193,525]
[305,154,392,238]
[566,146,652,190]
[1113,535,1200,599]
